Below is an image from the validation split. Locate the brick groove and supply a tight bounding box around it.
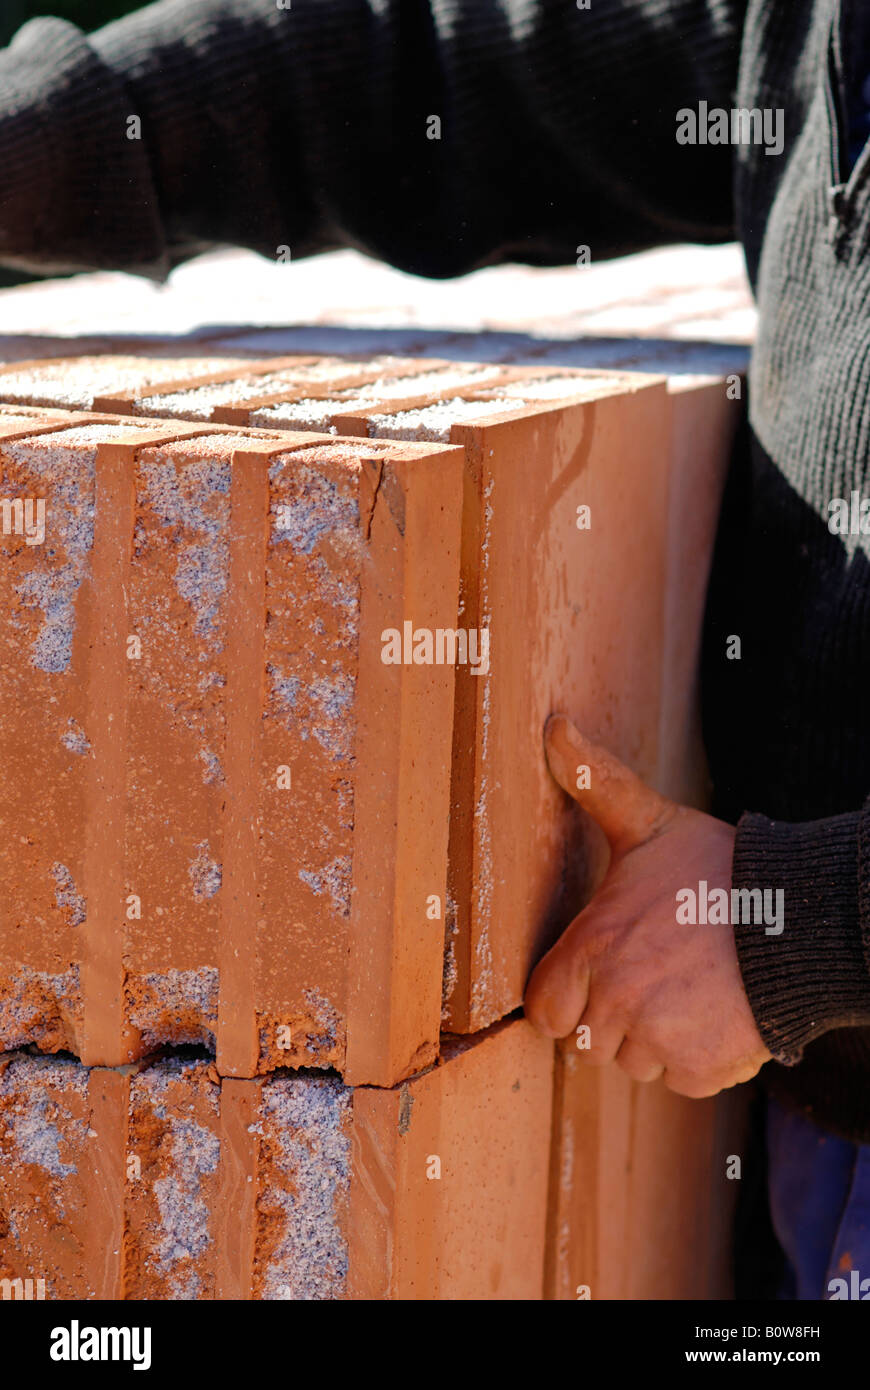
[216,453,271,1078]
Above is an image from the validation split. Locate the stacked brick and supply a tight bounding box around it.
[0,351,744,1299]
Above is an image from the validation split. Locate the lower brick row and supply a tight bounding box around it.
[0,1017,553,1301]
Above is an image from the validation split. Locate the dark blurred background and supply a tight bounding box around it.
[0,2,144,284]
[0,0,141,44]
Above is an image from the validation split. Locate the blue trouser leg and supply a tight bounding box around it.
[767,1095,870,1299]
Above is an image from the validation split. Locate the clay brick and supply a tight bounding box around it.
[0,418,463,1085]
[543,379,748,1301]
[545,1045,747,1300]
[0,1017,552,1300]
[349,1018,554,1300]
[435,378,672,1032]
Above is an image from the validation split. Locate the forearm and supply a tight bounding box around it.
[0,0,747,279]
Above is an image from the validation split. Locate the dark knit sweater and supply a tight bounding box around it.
[1,0,870,1139]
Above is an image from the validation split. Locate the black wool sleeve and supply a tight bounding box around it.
[732,802,870,1064]
[0,0,747,279]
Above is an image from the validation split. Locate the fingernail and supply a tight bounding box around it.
[544,714,579,786]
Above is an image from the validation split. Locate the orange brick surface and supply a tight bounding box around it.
[543,378,747,1300]
[545,1045,747,1300]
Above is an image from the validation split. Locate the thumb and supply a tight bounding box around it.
[544,714,674,855]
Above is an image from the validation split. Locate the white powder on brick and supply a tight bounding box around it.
[143,434,246,458]
[269,668,301,712]
[133,359,375,418]
[135,383,267,420]
[152,1115,220,1291]
[298,367,497,417]
[132,1059,220,1298]
[267,662,357,758]
[128,966,219,1049]
[61,718,90,755]
[308,673,354,759]
[252,398,343,431]
[301,988,342,1054]
[0,357,256,409]
[198,748,224,784]
[0,965,81,1049]
[338,363,503,404]
[139,455,231,642]
[139,455,232,525]
[4,440,97,673]
[266,445,360,937]
[0,1055,87,1186]
[298,855,352,918]
[269,459,360,557]
[442,894,459,1021]
[259,1075,351,1301]
[370,395,528,441]
[188,842,222,901]
[250,365,503,431]
[51,862,86,926]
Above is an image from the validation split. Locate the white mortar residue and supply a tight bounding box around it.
[369,395,527,442]
[50,862,86,926]
[259,1074,351,1301]
[0,358,257,409]
[297,855,352,919]
[128,966,219,1049]
[134,358,371,418]
[60,717,91,755]
[0,965,81,1050]
[0,1054,87,1195]
[269,458,360,556]
[152,1115,220,1298]
[188,842,222,902]
[139,455,231,644]
[133,1059,220,1300]
[5,439,97,673]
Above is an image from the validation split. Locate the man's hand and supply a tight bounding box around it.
[524,715,771,1098]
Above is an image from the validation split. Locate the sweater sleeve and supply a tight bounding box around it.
[0,0,748,280]
[732,802,870,1064]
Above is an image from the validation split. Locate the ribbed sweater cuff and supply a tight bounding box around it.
[0,17,167,277]
[732,807,870,1065]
